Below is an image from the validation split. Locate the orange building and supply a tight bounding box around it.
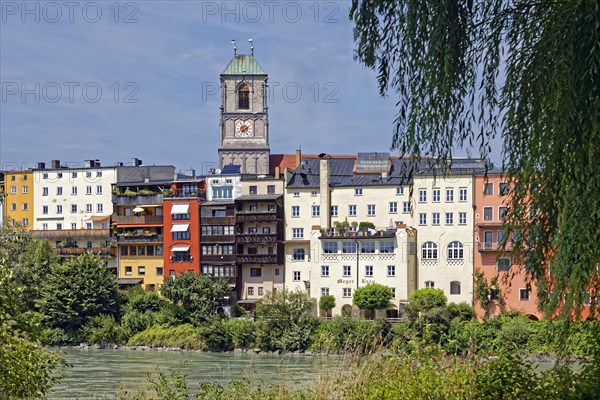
[163,196,202,278]
[473,172,543,320]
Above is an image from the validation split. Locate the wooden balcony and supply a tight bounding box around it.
[478,242,512,252]
[201,217,236,225]
[112,214,163,226]
[237,234,278,244]
[31,229,111,239]
[201,235,236,244]
[201,254,237,263]
[236,212,278,223]
[112,194,163,206]
[55,247,116,257]
[117,234,164,243]
[236,254,278,264]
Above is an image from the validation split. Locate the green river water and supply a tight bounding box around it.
[50,348,334,399]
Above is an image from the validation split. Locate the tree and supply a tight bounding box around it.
[160,272,230,325]
[350,1,599,317]
[36,252,120,339]
[319,294,336,317]
[353,284,392,318]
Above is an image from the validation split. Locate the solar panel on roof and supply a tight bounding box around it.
[221,165,241,174]
[356,152,389,171]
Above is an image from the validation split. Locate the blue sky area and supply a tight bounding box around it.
[0,1,501,173]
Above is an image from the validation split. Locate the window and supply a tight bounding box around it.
[459,212,467,225]
[497,230,506,245]
[342,242,357,254]
[483,207,493,221]
[450,281,461,295]
[292,228,304,239]
[156,267,163,276]
[293,192,300,197]
[57,172,63,179]
[390,288,396,299]
[367,204,376,216]
[125,266,132,276]
[138,245,146,256]
[248,287,255,296]
[497,258,511,272]
[311,190,318,197]
[238,83,250,109]
[96,185,102,195]
[355,188,363,196]
[10,186,16,194]
[321,287,330,296]
[291,206,300,217]
[86,204,92,213]
[343,288,352,298]
[249,205,257,212]
[433,188,440,202]
[43,187,48,196]
[42,205,48,214]
[248,227,258,234]
[483,182,493,195]
[138,267,146,275]
[249,185,257,195]
[490,289,499,301]
[425,281,435,288]
[97,204,103,213]
[56,187,63,195]
[172,231,190,240]
[262,227,271,234]
[172,250,191,262]
[445,212,454,225]
[71,186,77,195]
[365,265,373,277]
[331,205,338,217]
[323,242,338,253]
[293,248,305,261]
[275,268,280,276]
[71,204,77,213]
[361,242,375,253]
[459,187,468,202]
[349,205,357,216]
[499,207,509,220]
[56,205,63,214]
[22,218,29,227]
[69,223,76,230]
[389,202,397,213]
[422,242,438,259]
[86,171,92,178]
[56,223,62,230]
[258,287,264,296]
[343,265,351,277]
[520,288,530,301]
[387,265,396,277]
[446,188,454,202]
[22,203,28,211]
[22,186,28,194]
[419,213,427,225]
[448,241,464,259]
[42,223,48,230]
[250,268,262,277]
[321,265,329,277]
[293,271,301,281]
[169,270,175,278]
[312,205,320,217]
[212,187,233,199]
[380,241,394,253]
[267,185,275,194]
[10,175,15,181]
[96,171,102,177]
[86,186,92,195]
[418,189,427,203]
[10,203,16,211]
[71,172,77,178]
[402,201,411,213]
[500,182,509,196]
[396,187,404,195]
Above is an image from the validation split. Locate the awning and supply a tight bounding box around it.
[171,204,190,214]
[170,223,190,233]
[237,299,259,304]
[171,245,190,252]
[115,278,143,285]
[87,215,109,221]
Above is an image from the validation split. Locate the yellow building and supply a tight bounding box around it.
[5,170,34,229]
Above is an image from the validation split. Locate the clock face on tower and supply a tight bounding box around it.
[235,119,254,138]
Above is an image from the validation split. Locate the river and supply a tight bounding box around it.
[50,348,334,399]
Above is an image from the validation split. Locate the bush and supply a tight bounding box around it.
[154,302,187,327]
[224,319,255,349]
[199,317,232,351]
[127,324,205,350]
[447,302,475,322]
[82,315,124,345]
[353,284,393,314]
[121,309,155,339]
[319,295,336,312]
[123,287,163,313]
[310,317,390,354]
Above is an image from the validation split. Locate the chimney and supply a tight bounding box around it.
[132,158,142,167]
[36,162,46,169]
[274,166,280,180]
[50,160,60,169]
[116,162,124,167]
[84,160,93,168]
[95,159,101,167]
[295,149,301,168]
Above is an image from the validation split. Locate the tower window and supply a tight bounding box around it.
[238,84,250,109]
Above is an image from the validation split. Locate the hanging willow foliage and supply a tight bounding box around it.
[350,0,600,318]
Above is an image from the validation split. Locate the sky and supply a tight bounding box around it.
[0,1,501,174]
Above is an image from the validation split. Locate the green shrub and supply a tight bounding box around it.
[127,324,205,350]
[224,319,256,349]
[82,315,124,345]
[310,317,390,354]
[121,309,155,339]
[154,302,187,327]
[447,302,476,322]
[199,317,232,351]
[123,287,163,313]
[319,295,336,312]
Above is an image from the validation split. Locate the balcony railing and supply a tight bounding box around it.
[237,234,278,244]
[201,217,236,225]
[55,247,116,257]
[112,194,163,206]
[31,229,111,239]
[201,235,236,244]
[112,214,163,225]
[478,242,513,252]
[319,229,397,239]
[201,254,237,263]
[117,234,164,243]
[236,213,278,223]
[237,254,278,264]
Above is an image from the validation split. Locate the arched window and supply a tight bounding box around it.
[422,241,438,259]
[450,281,461,295]
[238,84,250,109]
[447,241,464,259]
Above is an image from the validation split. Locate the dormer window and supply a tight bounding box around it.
[238,84,250,109]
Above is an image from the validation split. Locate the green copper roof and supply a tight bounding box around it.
[221,54,267,75]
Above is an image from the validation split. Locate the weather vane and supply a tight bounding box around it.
[248,38,254,55]
[231,39,237,55]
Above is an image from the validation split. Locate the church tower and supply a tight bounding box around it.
[218,46,270,175]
